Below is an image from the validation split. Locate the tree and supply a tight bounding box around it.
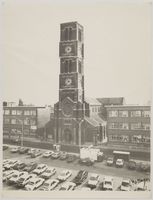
[18,99,23,106]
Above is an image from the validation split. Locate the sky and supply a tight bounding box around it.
[2,0,152,106]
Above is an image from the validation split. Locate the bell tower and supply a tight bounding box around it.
[54,22,86,145]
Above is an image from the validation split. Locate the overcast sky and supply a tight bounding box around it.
[2,0,152,106]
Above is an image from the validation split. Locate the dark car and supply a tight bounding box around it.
[19,147,29,154]
[128,160,137,170]
[79,158,94,166]
[3,145,9,150]
[59,152,68,160]
[72,170,88,185]
[13,162,27,170]
[67,155,76,163]
[138,163,150,172]
[51,151,61,159]
[23,162,38,172]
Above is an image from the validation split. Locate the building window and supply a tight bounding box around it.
[108,110,118,117]
[131,135,150,144]
[12,110,17,115]
[24,110,30,115]
[24,119,30,125]
[131,111,141,117]
[119,111,128,117]
[142,123,150,130]
[109,135,129,142]
[142,110,150,117]
[11,119,16,124]
[4,118,10,124]
[30,119,36,125]
[119,123,129,130]
[4,109,10,115]
[17,110,22,115]
[131,123,141,130]
[109,123,118,129]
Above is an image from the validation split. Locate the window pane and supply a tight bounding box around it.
[142,111,150,117]
[131,123,141,130]
[109,111,118,117]
[12,110,17,115]
[4,110,10,115]
[119,111,128,117]
[131,111,141,117]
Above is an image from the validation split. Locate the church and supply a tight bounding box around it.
[54,22,107,146]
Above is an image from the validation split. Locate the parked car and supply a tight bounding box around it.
[116,159,124,168]
[32,164,47,175]
[3,145,9,150]
[51,151,61,159]
[11,138,21,144]
[3,170,16,182]
[4,160,19,170]
[25,178,45,191]
[120,179,132,191]
[42,151,54,158]
[27,148,35,155]
[97,152,104,162]
[10,146,21,153]
[7,171,28,185]
[57,170,72,182]
[138,162,150,172]
[100,176,113,191]
[128,160,137,170]
[79,158,94,166]
[80,187,91,191]
[39,179,59,191]
[67,154,77,163]
[31,149,42,158]
[106,157,114,166]
[40,167,56,179]
[59,182,76,191]
[87,173,100,188]
[19,147,29,154]
[72,170,88,185]
[16,174,37,188]
[23,162,38,172]
[59,152,68,160]
[12,161,26,170]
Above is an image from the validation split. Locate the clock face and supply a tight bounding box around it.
[65,78,72,86]
[65,46,72,53]
[62,103,73,116]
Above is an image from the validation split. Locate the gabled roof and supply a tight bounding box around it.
[85,97,101,106]
[85,115,106,127]
[97,97,124,106]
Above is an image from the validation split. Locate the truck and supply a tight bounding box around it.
[79,145,104,165]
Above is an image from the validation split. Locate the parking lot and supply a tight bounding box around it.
[3,145,150,191]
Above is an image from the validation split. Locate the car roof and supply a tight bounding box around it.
[104,176,113,181]
[122,179,130,183]
[45,179,58,184]
[38,164,46,167]
[61,170,70,173]
[90,173,98,178]
[62,182,76,187]
[46,167,55,170]
[29,178,42,182]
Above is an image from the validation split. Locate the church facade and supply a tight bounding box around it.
[54,22,107,146]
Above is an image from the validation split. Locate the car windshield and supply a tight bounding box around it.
[60,172,66,176]
[105,181,111,185]
[44,183,49,187]
[117,160,122,163]
[108,158,113,161]
[19,178,24,181]
[46,170,51,173]
[37,167,42,169]
[90,176,97,181]
[122,182,129,187]
[28,182,34,185]
[12,174,18,178]
[60,187,66,190]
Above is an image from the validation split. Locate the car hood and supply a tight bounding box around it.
[9,177,18,182]
[41,173,50,177]
[25,185,35,191]
[103,184,113,189]
[121,185,130,191]
[58,176,65,180]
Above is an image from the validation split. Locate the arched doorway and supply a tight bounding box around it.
[63,128,72,144]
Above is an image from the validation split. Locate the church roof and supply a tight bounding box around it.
[97,97,124,106]
[85,97,101,106]
[85,115,106,127]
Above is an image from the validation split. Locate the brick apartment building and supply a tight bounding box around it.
[106,105,151,147]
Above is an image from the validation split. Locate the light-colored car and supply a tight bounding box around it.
[7,171,28,184]
[3,170,17,182]
[102,176,113,191]
[80,187,91,191]
[120,179,132,191]
[116,159,124,167]
[16,173,37,188]
[57,170,72,181]
[43,151,54,158]
[87,173,100,188]
[39,179,59,191]
[27,148,35,155]
[40,167,56,179]
[4,160,19,170]
[59,182,76,191]
[25,178,45,191]
[10,146,20,153]
[32,164,47,175]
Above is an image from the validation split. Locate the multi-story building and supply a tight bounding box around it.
[106,105,151,147]
[3,104,51,138]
